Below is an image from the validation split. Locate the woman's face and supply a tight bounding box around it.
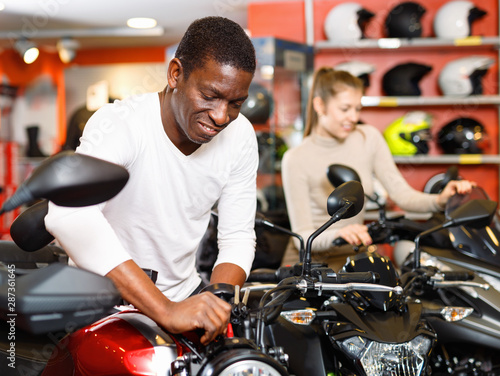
[316,86,363,141]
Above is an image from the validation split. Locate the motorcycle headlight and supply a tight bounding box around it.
[198,349,289,376]
[340,335,432,376]
[217,359,286,376]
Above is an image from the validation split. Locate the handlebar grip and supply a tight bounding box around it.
[247,268,279,283]
[335,272,379,284]
[441,271,474,281]
[332,237,347,247]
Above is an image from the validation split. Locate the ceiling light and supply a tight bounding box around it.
[57,37,79,63]
[126,17,157,29]
[14,39,39,64]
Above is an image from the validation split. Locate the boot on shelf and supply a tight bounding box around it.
[25,125,48,158]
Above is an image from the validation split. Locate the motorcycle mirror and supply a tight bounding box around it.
[10,200,55,252]
[303,181,364,276]
[327,164,383,215]
[327,180,365,219]
[443,199,497,229]
[327,164,361,186]
[0,151,129,215]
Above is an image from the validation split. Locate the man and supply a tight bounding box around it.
[45,16,258,345]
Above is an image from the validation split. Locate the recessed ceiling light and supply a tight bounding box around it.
[126,17,157,29]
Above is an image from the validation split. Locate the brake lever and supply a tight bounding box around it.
[431,280,490,290]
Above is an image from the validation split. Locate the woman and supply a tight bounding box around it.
[281,67,473,269]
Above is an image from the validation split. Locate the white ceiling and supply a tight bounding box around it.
[0,0,300,51]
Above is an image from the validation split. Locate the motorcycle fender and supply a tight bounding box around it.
[42,309,178,376]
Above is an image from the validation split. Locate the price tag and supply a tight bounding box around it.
[459,154,482,164]
[454,36,482,46]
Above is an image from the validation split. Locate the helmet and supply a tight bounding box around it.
[437,117,489,154]
[324,2,375,41]
[385,1,426,38]
[383,111,432,155]
[240,82,273,124]
[334,60,376,87]
[434,1,487,39]
[438,56,495,96]
[256,131,288,173]
[382,62,432,96]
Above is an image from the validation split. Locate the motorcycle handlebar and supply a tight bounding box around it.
[332,237,347,247]
[334,272,379,284]
[247,268,280,283]
[438,271,474,281]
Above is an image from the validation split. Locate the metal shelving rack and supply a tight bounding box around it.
[303,0,500,198]
[314,36,500,50]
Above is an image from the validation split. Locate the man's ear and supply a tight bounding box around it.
[167,58,183,89]
[312,96,325,116]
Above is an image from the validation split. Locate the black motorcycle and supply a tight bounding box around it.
[329,163,500,375]
[246,181,435,376]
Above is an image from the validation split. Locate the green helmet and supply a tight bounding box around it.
[383,111,432,155]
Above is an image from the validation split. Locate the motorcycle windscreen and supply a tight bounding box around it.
[445,186,500,265]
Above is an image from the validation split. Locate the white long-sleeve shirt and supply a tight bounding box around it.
[45,92,258,301]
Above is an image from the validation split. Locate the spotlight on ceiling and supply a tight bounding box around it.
[126,17,157,29]
[57,37,79,63]
[15,39,39,64]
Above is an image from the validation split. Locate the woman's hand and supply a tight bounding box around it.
[436,180,476,208]
[336,224,372,246]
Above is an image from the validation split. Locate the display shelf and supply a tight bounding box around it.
[315,36,500,51]
[393,155,500,165]
[361,95,500,107]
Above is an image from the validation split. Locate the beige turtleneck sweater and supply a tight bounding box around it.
[281,124,440,259]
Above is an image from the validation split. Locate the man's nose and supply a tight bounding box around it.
[209,102,230,126]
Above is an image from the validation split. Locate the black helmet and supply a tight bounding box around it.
[385,1,426,38]
[256,131,288,173]
[382,62,432,96]
[240,82,273,125]
[437,117,489,154]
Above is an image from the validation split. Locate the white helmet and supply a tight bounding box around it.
[434,1,487,39]
[324,2,374,41]
[438,56,495,96]
[334,60,376,87]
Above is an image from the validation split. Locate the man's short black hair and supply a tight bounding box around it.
[175,16,256,78]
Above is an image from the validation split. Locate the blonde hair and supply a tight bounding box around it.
[304,67,365,137]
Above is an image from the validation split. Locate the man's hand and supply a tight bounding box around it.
[106,260,231,345]
[161,292,231,344]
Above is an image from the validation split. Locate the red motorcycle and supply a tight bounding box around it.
[0,152,291,376]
